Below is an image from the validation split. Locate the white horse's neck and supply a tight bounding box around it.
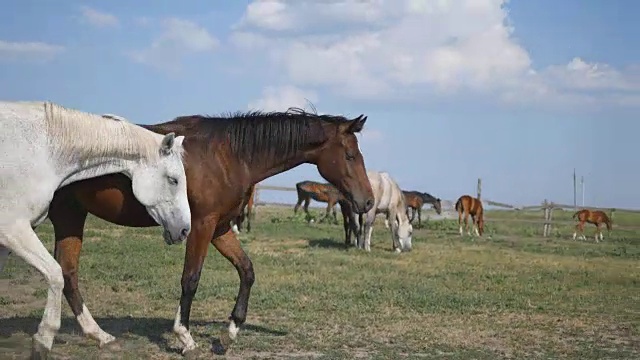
[43,102,161,187]
[59,157,138,188]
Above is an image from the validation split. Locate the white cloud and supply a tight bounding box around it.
[248,85,318,112]
[0,40,64,62]
[79,6,119,28]
[129,18,219,73]
[232,0,640,107]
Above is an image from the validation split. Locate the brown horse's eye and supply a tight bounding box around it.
[345,152,355,161]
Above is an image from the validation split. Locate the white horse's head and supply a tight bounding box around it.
[391,212,413,253]
[129,132,191,245]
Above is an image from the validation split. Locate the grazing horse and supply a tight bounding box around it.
[47,108,374,355]
[455,195,484,237]
[293,180,345,223]
[572,209,612,242]
[231,184,256,234]
[0,101,191,359]
[340,171,413,252]
[385,191,442,228]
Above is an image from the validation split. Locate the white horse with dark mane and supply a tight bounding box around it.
[0,101,192,358]
[340,170,413,252]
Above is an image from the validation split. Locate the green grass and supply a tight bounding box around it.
[1,205,639,359]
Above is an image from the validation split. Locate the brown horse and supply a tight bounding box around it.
[455,195,484,237]
[401,190,442,227]
[293,180,345,223]
[572,209,612,242]
[231,184,256,234]
[47,108,375,356]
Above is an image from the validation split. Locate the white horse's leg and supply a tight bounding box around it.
[75,304,116,346]
[0,245,10,272]
[173,305,197,354]
[364,214,375,252]
[1,220,64,357]
[572,232,577,240]
[384,218,390,229]
[364,224,374,252]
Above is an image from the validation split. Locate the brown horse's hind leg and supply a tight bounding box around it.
[50,194,116,347]
[212,229,255,349]
[573,221,586,241]
[302,198,312,221]
[173,216,217,354]
[463,212,471,236]
[594,223,602,243]
[293,195,305,215]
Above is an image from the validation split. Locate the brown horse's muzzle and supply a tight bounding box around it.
[351,194,374,214]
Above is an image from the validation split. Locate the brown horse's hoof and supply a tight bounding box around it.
[30,338,49,360]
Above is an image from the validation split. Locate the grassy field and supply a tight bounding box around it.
[1,205,639,359]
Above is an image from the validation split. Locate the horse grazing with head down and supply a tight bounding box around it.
[294,180,345,223]
[385,190,442,228]
[455,195,484,237]
[572,209,612,242]
[0,101,191,359]
[46,107,374,356]
[340,171,413,252]
[231,184,256,234]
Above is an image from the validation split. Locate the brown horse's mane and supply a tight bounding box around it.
[148,107,357,165]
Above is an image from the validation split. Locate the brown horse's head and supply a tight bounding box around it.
[311,114,374,214]
[477,214,485,236]
[432,197,443,215]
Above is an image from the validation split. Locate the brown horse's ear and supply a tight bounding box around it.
[346,115,367,133]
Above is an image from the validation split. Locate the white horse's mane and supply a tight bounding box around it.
[43,102,172,163]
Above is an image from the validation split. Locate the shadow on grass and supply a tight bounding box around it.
[0,315,287,354]
[308,237,349,250]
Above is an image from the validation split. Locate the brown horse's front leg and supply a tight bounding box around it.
[212,229,255,347]
[173,216,217,355]
[50,194,116,347]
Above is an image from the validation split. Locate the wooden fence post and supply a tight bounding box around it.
[548,202,555,237]
[477,178,482,201]
[610,208,615,228]
[542,199,549,237]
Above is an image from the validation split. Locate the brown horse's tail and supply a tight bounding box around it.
[455,197,462,213]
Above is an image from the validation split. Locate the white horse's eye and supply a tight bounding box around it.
[168,176,178,185]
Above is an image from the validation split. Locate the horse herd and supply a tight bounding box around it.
[0,101,613,358]
[234,178,485,253]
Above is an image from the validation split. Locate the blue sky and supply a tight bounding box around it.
[1,1,638,209]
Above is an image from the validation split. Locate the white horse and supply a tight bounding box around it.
[0,101,192,359]
[341,171,412,252]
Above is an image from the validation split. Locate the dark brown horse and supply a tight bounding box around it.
[47,108,374,356]
[455,195,484,237]
[572,209,612,242]
[293,180,345,223]
[401,190,442,227]
[231,184,256,234]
